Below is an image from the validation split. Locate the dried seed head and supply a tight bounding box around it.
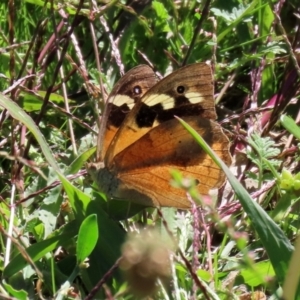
[120,228,174,297]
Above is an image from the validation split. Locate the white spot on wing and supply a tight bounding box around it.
[185,92,204,104]
[145,92,204,108]
[145,94,175,109]
[111,94,135,109]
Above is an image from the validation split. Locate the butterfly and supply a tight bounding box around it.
[88,63,231,208]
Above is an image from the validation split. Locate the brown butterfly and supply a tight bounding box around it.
[88,63,231,208]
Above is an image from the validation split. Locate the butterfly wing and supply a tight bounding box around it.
[105,63,215,164]
[92,63,231,208]
[100,65,157,159]
[98,116,231,208]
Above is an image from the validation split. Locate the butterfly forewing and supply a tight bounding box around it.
[100,65,157,159]
[105,63,216,164]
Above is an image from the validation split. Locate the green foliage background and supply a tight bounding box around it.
[0,0,300,299]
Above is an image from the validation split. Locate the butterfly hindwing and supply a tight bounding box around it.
[103,116,231,208]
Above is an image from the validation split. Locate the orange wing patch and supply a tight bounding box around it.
[103,117,230,208]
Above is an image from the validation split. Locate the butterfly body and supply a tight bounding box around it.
[89,63,231,208]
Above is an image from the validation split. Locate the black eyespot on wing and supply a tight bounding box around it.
[177,85,185,94]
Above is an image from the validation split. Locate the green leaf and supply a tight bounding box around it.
[247,133,280,163]
[270,193,300,221]
[66,147,96,175]
[0,93,65,182]
[281,115,300,140]
[152,1,170,32]
[20,91,66,112]
[77,214,98,265]
[4,221,78,278]
[241,260,275,287]
[3,282,28,300]
[102,198,146,220]
[212,1,262,43]
[196,269,212,282]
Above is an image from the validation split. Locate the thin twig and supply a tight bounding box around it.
[84,257,123,300]
[182,0,211,66]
